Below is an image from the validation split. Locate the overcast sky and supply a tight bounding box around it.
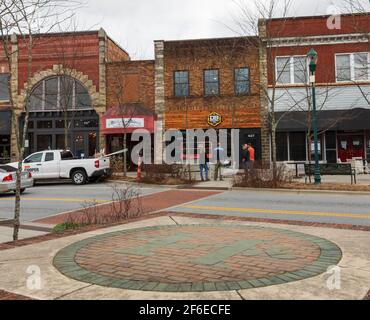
[73,0,351,59]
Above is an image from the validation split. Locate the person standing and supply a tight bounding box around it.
[241,144,250,171]
[247,143,255,169]
[199,146,210,182]
[213,143,225,181]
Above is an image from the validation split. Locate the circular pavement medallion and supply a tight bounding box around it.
[53,225,342,292]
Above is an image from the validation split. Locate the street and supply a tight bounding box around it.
[1,183,370,226]
[0,182,164,222]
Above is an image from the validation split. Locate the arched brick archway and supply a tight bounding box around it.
[19,65,100,111]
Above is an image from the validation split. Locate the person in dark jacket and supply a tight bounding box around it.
[241,144,250,171]
[213,143,225,181]
[199,146,210,181]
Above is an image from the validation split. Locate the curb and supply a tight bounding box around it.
[231,187,370,196]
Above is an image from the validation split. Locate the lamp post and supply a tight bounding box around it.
[307,48,321,185]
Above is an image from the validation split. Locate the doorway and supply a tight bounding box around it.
[337,134,365,162]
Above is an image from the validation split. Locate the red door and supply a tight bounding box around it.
[337,135,365,162]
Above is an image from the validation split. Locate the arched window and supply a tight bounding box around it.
[28,76,92,111]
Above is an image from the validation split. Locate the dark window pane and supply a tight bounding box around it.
[0,74,10,101]
[204,70,219,96]
[45,152,54,162]
[61,151,74,160]
[235,68,250,95]
[76,82,92,109]
[29,82,44,111]
[59,77,74,110]
[37,121,53,129]
[174,71,189,97]
[290,132,306,161]
[276,132,288,161]
[45,78,58,110]
[56,120,65,129]
[326,132,336,149]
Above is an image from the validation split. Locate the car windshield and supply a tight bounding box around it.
[61,151,74,160]
[0,165,16,173]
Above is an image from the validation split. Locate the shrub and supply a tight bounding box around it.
[141,164,194,184]
[52,222,81,233]
[233,164,293,188]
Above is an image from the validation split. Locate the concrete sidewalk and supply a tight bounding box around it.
[0,215,369,300]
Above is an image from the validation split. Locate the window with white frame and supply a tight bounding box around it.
[276,56,308,84]
[336,53,370,82]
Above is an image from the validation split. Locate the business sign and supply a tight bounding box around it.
[106,118,145,129]
[207,112,222,127]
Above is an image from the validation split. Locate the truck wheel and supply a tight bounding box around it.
[71,170,87,185]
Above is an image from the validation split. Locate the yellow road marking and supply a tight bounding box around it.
[183,205,370,220]
[0,197,108,204]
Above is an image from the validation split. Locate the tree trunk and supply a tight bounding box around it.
[123,132,127,177]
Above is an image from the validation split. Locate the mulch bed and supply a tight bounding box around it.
[279,183,370,192]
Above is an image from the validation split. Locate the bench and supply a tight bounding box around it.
[304,163,357,184]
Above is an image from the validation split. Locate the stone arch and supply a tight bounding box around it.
[19,64,100,112]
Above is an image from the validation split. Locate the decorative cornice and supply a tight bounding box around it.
[265,33,370,48]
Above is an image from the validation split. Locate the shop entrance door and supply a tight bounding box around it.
[73,131,98,159]
[337,134,365,162]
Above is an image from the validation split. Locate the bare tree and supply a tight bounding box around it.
[0,0,80,240]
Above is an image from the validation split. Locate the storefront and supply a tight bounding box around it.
[102,103,155,167]
[0,110,11,163]
[24,110,99,158]
[275,108,370,163]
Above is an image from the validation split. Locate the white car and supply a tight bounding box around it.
[8,150,111,185]
[0,165,34,194]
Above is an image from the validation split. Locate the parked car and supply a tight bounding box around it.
[0,165,34,194]
[7,150,111,185]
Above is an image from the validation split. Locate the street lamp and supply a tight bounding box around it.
[307,48,321,185]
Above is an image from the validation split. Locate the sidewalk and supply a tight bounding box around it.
[0,214,369,300]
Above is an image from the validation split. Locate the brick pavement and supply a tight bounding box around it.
[53,224,342,292]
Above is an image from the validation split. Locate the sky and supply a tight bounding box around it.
[72,0,354,59]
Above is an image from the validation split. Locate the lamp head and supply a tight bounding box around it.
[307,48,318,74]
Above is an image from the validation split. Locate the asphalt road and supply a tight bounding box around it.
[0,182,164,222]
[171,190,370,226]
[1,183,370,226]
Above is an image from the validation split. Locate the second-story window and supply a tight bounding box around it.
[276,56,308,84]
[0,74,10,101]
[336,53,370,82]
[235,68,250,95]
[204,69,219,96]
[174,71,189,97]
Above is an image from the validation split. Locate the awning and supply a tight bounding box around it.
[276,108,370,132]
[0,110,11,135]
[101,103,155,135]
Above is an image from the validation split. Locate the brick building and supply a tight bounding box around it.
[0,29,128,162]
[260,13,370,164]
[154,37,269,164]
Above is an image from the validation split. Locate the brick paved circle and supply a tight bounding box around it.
[53,225,342,292]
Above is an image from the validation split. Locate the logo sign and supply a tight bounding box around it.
[208,112,222,127]
[106,118,145,129]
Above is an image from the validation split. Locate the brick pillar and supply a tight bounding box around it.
[154,40,165,164]
[10,33,20,162]
[97,28,107,153]
[258,19,271,167]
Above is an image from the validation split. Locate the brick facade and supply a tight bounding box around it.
[162,37,262,130]
[106,60,155,110]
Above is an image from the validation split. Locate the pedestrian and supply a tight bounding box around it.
[213,143,225,181]
[247,143,255,169]
[199,146,209,182]
[241,144,250,171]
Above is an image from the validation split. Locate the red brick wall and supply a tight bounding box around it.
[106,60,155,110]
[266,14,370,85]
[163,37,261,130]
[267,13,370,38]
[17,32,100,93]
[107,37,130,62]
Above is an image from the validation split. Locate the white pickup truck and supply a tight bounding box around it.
[8,150,110,185]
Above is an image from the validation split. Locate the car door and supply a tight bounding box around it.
[23,152,44,179]
[41,152,60,178]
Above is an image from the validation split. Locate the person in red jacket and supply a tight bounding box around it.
[247,143,255,169]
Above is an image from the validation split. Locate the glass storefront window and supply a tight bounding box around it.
[37,121,53,129]
[276,132,288,161]
[290,132,306,161]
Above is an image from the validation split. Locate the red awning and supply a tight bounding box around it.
[101,103,155,135]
